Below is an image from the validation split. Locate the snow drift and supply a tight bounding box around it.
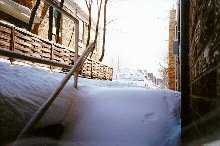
[62,88,181,146]
[0,62,181,146]
[0,62,77,142]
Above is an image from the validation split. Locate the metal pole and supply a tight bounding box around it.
[180,0,190,142]
[16,42,94,140]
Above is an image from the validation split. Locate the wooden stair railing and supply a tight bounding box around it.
[15,42,94,140]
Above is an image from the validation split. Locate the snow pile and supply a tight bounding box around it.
[0,62,181,145]
[62,88,181,146]
[0,62,77,141]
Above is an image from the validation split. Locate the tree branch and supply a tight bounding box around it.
[28,0,41,31]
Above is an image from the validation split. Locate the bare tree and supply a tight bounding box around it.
[158,52,169,88]
[93,0,103,44]
[85,0,111,60]
[85,0,93,47]
[99,0,108,61]
[88,0,103,58]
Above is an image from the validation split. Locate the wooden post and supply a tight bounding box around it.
[91,60,93,79]
[74,21,79,89]
[50,43,54,70]
[9,27,15,63]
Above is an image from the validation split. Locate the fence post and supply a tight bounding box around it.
[10,27,15,63]
[91,60,93,79]
[50,43,54,70]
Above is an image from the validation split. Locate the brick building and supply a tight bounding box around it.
[168,10,176,91]
[0,0,101,60]
[168,9,181,91]
[179,0,220,144]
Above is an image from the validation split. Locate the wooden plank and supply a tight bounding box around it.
[0,48,72,69]
[0,32,11,40]
[15,32,32,41]
[53,50,63,57]
[40,47,51,53]
[14,43,32,53]
[0,40,10,47]
[0,26,11,34]
[15,37,32,48]
[41,53,50,58]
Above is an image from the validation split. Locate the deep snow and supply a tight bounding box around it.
[62,88,181,146]
[0,62,180,145]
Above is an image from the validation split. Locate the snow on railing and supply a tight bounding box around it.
[0,21,113,81]
[16,42,95,140]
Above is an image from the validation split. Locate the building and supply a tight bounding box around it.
[177,0,220,144]
[0,0,101,60]
[0,0,113,81]
[168,10,177,91]
[168,8,181,91]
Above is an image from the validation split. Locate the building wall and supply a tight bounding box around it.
[186,0,220,143]
[168,10,176,90]
[10,0,100,61]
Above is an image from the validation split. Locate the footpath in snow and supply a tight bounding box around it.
[0,62,181,146]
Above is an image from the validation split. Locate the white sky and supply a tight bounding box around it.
[77,0,175,77]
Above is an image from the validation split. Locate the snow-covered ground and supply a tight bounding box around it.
[0,62,180,145]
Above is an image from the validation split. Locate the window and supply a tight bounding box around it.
[53,9,59,31]
[48,7,61,43]
[79,20,84,42]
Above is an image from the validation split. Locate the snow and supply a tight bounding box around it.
[62,88,181,146]
[0,62,181,145]
[0,62,77,141]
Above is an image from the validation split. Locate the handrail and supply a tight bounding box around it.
[0,48,72,69]
[16,42,94,140]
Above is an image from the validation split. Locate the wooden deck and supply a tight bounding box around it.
[0,21,113,80]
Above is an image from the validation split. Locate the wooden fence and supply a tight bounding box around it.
[0,21,113,80]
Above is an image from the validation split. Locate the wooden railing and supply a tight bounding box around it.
[16,42,95,140]
[0,21,113,80]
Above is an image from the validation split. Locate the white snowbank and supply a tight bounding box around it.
[0,62,181,146]
[0,62,77,141]
[62,88,181,146]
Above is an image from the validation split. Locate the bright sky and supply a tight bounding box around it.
[103,0,175,77]
[78,0,175,77]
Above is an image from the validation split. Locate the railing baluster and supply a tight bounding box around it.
[50,43,54,70]
[9,27,15,63]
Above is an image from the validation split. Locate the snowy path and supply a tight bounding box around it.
[62,87,181,146]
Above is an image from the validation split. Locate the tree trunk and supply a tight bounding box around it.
[90,0,103,58]
[56,0,64,43]
[86,7,92,47]
[99,0,108,62]
[28,0,41,31]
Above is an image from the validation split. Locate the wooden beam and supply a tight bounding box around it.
[0,48,72,69]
